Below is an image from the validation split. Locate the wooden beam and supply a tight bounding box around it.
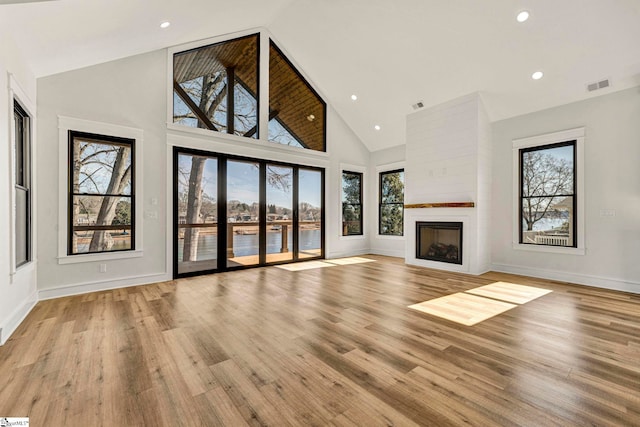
[243,109,279,138]
[226,67,235,134]
[173,79,218,131]
[404,202,475,209]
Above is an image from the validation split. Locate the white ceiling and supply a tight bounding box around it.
[2,0,640,152]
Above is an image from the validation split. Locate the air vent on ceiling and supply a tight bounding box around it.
[587,78,611,92]
[412,101,425,110]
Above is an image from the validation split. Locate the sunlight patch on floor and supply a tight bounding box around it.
[324,257,375,265]
[409,293,517,326]
[409,282,552,326]
[465,281,552,304]
[275,261,334,271]
[275,257,375,271]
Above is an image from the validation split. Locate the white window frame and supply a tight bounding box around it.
[339,163,366,240]
[512,127,585,255]
[376,161,405,239]
[57,116,144,264]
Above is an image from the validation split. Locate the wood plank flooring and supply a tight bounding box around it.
[0,255,638,426]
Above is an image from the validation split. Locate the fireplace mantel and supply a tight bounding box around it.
[404,202,475,209]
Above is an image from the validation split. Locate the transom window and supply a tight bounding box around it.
[379,169,404,236]
[519,141,576,247]
[171,34,326,152]
[268,41,326,151]
[173,34,259,137]
[342,171,363,236]
[68,131,135,255]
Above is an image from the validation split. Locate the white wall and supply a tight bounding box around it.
[35,42,370,298]
[491,86,640,293]
[326,106,371,258]
[476,97,492,273]
[0,32,39,344]
[37,50,170,298]
[369,145,405,258]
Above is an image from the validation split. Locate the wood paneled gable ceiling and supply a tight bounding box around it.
[173,35,325,151]
[269,42,325,151]
[174,36,258,92]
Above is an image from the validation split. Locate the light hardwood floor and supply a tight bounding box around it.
[0,255,638,426]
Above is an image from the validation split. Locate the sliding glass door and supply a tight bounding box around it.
[174,148,324,278]
[266,164,294,263]
[175,153,219,276]
[298,169,323,259]
[226,160,260,268]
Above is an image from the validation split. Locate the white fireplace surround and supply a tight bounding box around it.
[405,209,480,274]
[404,93,491,275]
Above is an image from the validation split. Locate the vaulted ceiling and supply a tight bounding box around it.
[2,0,639,151]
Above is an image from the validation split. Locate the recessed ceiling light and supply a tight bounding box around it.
[516,11,530,23]
[160,21,171,29]
[531,71,544,80]
[351,94,358,101]
[374,125,381,131]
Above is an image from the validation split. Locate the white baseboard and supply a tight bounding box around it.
[38,272,171,301]
[369,248,406,258]
[325,249,370,259]
[0,289,38,346]
[491,262,640,294]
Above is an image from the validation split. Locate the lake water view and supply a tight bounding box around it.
[177,229,321,261]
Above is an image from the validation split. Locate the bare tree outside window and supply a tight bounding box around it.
[176,154,218,274]
[520,141,576,247]
[69,132,134,254]
[173,34,259,138]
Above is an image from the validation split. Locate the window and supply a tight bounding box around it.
[342,171,363,236]
[14,101,31,267]
[379,169,404,236]
[519,141,576,247]
[173,34,259,138]
[170,34,327,153]
[268,41,326,152]
[69,131,135,255]
[513,127,585,255]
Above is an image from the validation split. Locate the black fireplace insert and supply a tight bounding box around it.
[416,221,463,265]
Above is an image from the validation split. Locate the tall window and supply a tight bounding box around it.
[14,101,31,267]
[173,34,259,138]
[519,141,576,247]
[342,171,363,236]
[379,169,404,236]
[69,131,135,255]
[269,41,326,151]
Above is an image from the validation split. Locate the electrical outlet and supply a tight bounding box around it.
[99,264,107,273]
[600,209,616,217]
